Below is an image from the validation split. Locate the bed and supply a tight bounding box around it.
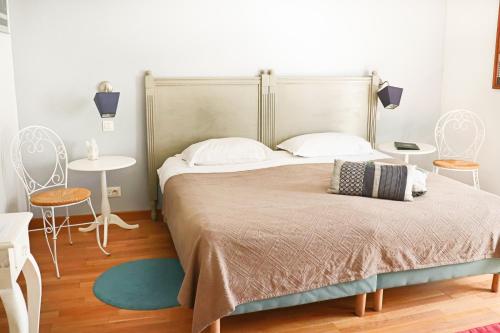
[144,70,500,333]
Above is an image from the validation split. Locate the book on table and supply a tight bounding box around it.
[394,141,420,150]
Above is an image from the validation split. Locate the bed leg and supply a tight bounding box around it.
[355,293,366,317]
[208,319,220,333]
[492,274,499,293]
[374,289,383,312]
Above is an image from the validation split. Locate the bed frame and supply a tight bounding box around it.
[144,70,499,333]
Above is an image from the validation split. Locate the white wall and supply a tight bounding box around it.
[441,0,500,191]
[0,32,21,213]
[9,0,447,214]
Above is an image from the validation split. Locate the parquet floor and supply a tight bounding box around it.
[1,219,500,332]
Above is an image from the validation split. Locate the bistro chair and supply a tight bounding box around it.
[433,110,485,189]
[11,125,109,278]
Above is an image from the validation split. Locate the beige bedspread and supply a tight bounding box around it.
[163,163,500,333]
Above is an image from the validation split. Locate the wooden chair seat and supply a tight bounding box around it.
[433,159,480,170]
[30,187,91,207]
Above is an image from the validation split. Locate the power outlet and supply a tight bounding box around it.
[107,186,121,198]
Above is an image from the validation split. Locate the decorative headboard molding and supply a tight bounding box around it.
[145,70,380,220]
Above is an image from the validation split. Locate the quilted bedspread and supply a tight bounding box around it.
[163,163,500,333]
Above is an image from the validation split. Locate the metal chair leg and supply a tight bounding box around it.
[472,169,480,190]
[433,166,439,174]
[40,207,61,278]
[87,199,110,256]
[41,207,61,278]
[65,206,73,245]
[51,207,60,278]
[40,207,59,278]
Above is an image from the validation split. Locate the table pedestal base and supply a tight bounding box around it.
[78,214,139,247]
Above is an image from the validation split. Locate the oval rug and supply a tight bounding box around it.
[93,258,184,310]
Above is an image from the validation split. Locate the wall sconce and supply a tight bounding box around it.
[377,81,403,110]
[94,81,119,131]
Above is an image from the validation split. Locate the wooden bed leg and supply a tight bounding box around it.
[492,274,499,293]
[374,289,383,312]
[355,293,366,317]
[208,319,220,333]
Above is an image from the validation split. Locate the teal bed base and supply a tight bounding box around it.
[233,258,500,315]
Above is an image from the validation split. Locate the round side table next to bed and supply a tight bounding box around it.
[68,155,139,247]
[377,142,436,164]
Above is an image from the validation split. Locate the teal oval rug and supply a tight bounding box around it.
[93,258,184,310]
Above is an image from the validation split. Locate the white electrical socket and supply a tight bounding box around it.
[107,186,121,198]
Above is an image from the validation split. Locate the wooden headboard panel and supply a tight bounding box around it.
[145,70,380,219]
[273,76,378,146]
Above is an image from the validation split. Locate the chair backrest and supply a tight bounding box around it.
[10,126,68,197]
[434,109,485,161]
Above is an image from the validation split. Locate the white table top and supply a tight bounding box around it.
[377,142,436,156]
[0,212,33,249]
[68,155,136,172]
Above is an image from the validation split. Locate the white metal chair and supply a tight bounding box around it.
[433,110,485,189]
[10,126,109,278]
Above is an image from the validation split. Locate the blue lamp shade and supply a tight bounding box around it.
[94,92,120,118]
[377,85,403,109]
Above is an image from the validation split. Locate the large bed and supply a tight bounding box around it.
[144,70,500,333]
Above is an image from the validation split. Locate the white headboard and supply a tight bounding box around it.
[145,70,380,219]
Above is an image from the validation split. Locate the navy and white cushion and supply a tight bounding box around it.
[329,160,416,201]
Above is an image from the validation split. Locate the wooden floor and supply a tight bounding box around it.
[1,219,500,333]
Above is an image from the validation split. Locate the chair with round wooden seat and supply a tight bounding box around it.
[433,110,485,189]
[10,126,109,278]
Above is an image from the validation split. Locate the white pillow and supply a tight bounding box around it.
[412,167,428,195]
[181,137,272,167]
[276,132,373,157]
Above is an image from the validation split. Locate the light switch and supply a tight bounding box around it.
[102,119,115,132]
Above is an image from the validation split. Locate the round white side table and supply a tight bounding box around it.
[377,142,436,163]
[68,155,139,247]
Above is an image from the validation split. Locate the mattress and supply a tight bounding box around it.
[157,150,390,191]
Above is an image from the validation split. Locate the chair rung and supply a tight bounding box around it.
[30,221,95,233]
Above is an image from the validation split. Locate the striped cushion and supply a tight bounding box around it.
[329,160,415,201]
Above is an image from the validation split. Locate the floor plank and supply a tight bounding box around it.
[1,219,499,332]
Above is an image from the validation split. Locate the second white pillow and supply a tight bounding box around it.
[182,137,272,167]
[277,132,373,157]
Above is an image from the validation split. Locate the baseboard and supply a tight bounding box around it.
[29,210,161,230]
